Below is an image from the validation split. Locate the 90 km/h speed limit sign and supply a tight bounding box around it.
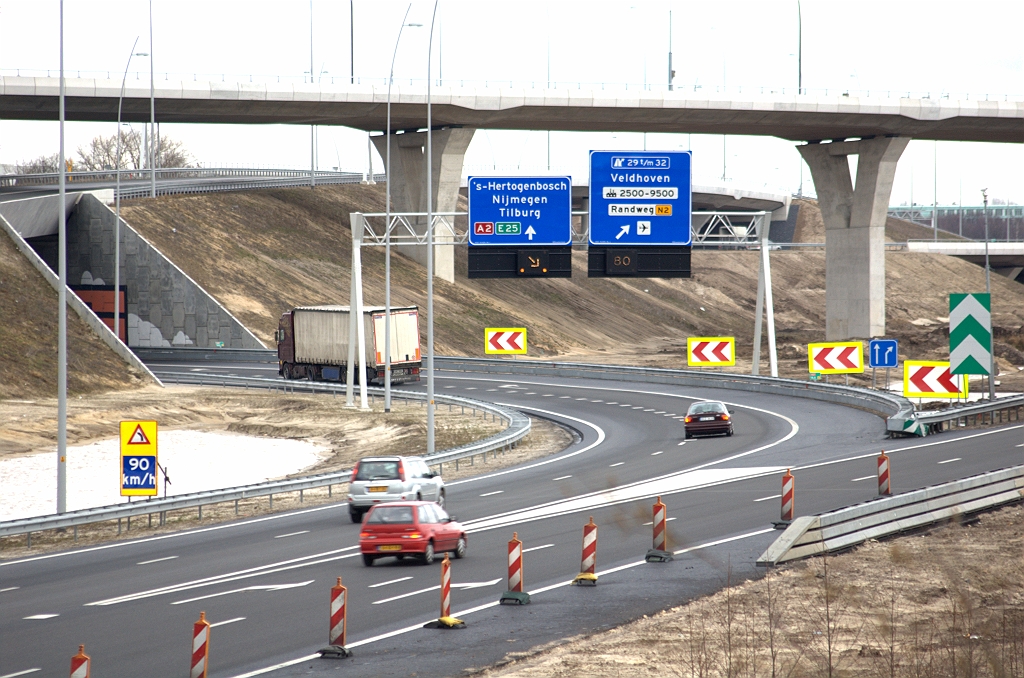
[120,420,158,496]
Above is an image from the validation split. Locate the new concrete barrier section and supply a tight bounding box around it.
[757,464,1024,566]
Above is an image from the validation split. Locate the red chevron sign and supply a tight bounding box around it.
[807,342,864,374]
[485,328,527,355]
[903,361,968,398]
[687,337,735,366]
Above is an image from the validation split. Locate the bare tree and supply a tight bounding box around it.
[15,153,60,174]
[75,129,195,171]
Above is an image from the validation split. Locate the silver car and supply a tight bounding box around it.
[347,456,445,523]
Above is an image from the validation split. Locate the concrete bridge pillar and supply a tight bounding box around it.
[371,127,476,283]
[799,136,910,340]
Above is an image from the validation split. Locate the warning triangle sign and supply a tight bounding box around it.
[127,424,150,445]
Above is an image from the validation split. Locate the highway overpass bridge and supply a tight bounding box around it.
[3,75,1022,339]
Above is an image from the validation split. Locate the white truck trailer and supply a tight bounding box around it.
[276,305,421,384]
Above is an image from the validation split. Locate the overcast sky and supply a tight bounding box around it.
[1,0,1021,205]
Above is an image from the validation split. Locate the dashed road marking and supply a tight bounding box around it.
[480,490,504,497]
[211,617,246,628]
[137,556,179,565]
[938,457,962,464]
[575,397,587,401]
[274,531,310,539]
[525,392,536,395]
[22,614,58,620]
[654,411,665,414]
[591,399,603,403]
[851,476,874,482]
[373,585,440,604]
[542,394,554,397]
[652,451,663,456]
[0,669,42,678]
[642,517,677,526]
[0,586,20,592]
[465,387,477,390]
[678,441,687,446]
[609,462,625,467]
[369,576,413,588]
[559,395,571,399]
[754,494,782,502]
[522,543,555,553]
[553,475,572,481]
[643,409,655,412]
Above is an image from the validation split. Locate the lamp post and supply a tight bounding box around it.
[148,0,155,198]
[384,5,420,413]
[982,189,995,400]
[57,0,67,514]
[114,38,141,350]
[426,0,439,455]
[309,0,316,189]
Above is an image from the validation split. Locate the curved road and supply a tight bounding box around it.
[2,364,1021,678]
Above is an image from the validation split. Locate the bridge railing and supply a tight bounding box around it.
[0,167,373,188]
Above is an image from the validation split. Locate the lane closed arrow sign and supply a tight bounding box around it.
[485,328,527,355]
[903,360,969,399]
[687,337,735,367]
[807,342,864,375]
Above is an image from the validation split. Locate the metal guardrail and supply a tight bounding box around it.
[0,167,374,188]
[0,374,529,541]
[134,347,278,363]
[757,464,1024,565]
[911,394,1024,435]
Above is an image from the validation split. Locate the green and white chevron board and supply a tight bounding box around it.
[949,293,992,375]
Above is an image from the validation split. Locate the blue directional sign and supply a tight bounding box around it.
[869,339,899,368]
[468,176,572,246]
[589,151,692,246]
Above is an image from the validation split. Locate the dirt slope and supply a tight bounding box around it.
[0,227,147,400]
[116,186,1024,388]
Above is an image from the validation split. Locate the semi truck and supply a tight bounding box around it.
[276,305,421,384]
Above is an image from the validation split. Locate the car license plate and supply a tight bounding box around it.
[369,486,388,493]
[700,416,715,421]
[378,545,402,551]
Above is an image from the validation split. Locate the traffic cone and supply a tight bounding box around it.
[319,577,353,658]
[645,496,673,562]
[70,644,90,678]
[500,532,530,604]
[190,612,211,678]
[877,451,891,496]
[424,554,466,628]
[572,517,598,586]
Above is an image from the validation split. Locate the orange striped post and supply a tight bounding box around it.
[190,612,211,678]
[500,532,530,604]
[877,451,891,496]
[70,644,90,678]
[780,469,795,522]
[424,554,466,628]
[572,516,598,586]
[318,577,353,657]
[645,496,673,562]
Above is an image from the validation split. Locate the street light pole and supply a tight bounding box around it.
[982,188,995,400]
[148,0,155,198]
[426,0,439,456]
[310,0,316,190]
[57,0,68,514]
[667,10,673,91]
[114,38,141,351]
[384,4,417,414]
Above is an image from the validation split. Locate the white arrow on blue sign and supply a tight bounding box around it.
[589,151,692,246]
[468,177,572,246]
[868,339,899,368]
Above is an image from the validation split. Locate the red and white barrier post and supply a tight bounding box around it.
[425,554,466,628]
[572,516,598,586]
[319,577,353,657]
[500,532,530,604]
[877,451,891,496]
[780,469,795,522]
[191,611,211,678]
[646,496,673,562]
[70,644,90,678]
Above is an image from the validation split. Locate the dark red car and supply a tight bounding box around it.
[684,400,734,438]
[359,501,467,566]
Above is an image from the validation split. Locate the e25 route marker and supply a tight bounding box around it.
[485,328,527,355]
[807,342,864,374]
[903,360,968,399]
[686,337,735,367]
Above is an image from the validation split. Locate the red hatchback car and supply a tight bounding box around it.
[359,501,467,566]
[684,400,734,438]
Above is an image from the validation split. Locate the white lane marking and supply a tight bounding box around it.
[542,394,553,397]
[606,401,618,405]
[480,490,504,497]
[652,451,664,456]
[938,458,962,464]
[85,547,359,606]
[210,617,246,628]
[487,388,498,392]
[654,411,665,414]
[443,385,455,389]
[22,614,58,620]
[368,576,413,588]
[171,580,314,605]
[223,528,774,678]
[559,395,571,399]
[678,441,687,446]
[632,406,644,410]
[620,404,632,407]
[0,669,42,678]
[754,494,781,502]
[665,413,676,417]
[373,579,501,605]
[1017,443,1024,447]
[642,517,678,525]
[0,586,20,592]
[274,530,310,539]
[137,556,179,565]
[553,475,572,481]
[575,397,587,401]
[643,409,655,412]
[465,387,477,390]
[609,462,625,467]
[591,399,603,402]
[522,543,555,553]
[851,475,875,482]
[525,392,536,395]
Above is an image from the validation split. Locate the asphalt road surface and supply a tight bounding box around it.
[2,365,1022,678]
